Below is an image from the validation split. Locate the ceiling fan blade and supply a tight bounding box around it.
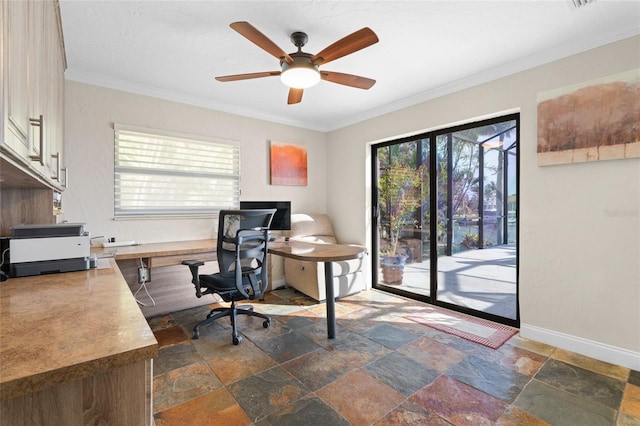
[288,88,303,104]
[311,27,378,66]
[230,21,294,64]
[215,71,280,82]
[321,71,376,89]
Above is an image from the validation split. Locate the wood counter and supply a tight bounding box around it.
[0,258,158,424]
[91,238,216,268]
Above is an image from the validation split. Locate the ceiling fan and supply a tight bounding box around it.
[215,21,379,105]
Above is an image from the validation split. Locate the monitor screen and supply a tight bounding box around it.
[239,201,291,230]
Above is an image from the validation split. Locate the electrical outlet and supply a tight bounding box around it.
[138,267,150,283]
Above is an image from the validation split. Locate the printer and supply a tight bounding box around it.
[9,223,91,277]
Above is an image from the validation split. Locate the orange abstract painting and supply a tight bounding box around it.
[270,141,308,186]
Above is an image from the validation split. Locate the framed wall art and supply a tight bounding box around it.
[537,68,640,166]
[269,141,308,186]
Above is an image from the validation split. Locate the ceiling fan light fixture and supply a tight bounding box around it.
[280,62,320,89]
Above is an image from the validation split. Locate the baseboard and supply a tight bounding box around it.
[520,323,640,371]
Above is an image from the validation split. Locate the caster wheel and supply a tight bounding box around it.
[233,335,243,345]
[263,320,271,328]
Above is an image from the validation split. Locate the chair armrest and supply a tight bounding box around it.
[182,260,205,267]
[182,260,205,297]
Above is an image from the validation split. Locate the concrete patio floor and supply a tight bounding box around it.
[378,244,517,320]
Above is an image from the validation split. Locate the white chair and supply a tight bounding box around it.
[283,213,366,301]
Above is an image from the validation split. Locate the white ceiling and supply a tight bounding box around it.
[59,1,640,131]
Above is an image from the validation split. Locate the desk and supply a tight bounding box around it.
[91,240,218,317]
[92,239,364,339]
[268,240,366,339]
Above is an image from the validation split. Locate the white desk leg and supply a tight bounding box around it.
[324,262,336,339]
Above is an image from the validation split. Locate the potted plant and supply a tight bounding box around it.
[460,232,491,249]
[378,163,423,284]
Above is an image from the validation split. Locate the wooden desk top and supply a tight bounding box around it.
[91,239,216,260]
[93,239,363,264]
[269,240,365,262]
[0,258,158,400]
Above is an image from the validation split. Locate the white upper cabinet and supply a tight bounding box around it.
[2,0,66,190]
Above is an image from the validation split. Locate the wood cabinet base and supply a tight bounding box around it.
[0,359,152,426]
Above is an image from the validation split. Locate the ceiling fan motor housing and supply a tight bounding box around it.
[290,31,309,49]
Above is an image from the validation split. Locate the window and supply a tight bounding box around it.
[114,124,240,218]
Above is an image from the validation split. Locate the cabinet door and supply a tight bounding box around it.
[28,0,46,172]
[4,0,31,158]
[44,0,65,185]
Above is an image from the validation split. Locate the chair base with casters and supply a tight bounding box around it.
[183,259,271,344]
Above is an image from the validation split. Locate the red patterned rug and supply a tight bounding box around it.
[405,306,518,349]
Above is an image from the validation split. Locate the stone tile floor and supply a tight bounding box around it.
[150,288,640,426]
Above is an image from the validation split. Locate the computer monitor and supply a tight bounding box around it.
[239,201,291,231]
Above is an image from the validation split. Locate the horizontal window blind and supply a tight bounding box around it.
[114,124,240,217]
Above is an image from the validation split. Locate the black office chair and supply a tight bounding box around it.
[183,209,276,344]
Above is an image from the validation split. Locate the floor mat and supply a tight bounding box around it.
[405,306,518,349]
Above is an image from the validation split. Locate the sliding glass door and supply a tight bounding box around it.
[376,138,430,295]
[373,114,519,326]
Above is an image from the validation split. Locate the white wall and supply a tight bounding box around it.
[63,81,327,243]
[326,35,640,369]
